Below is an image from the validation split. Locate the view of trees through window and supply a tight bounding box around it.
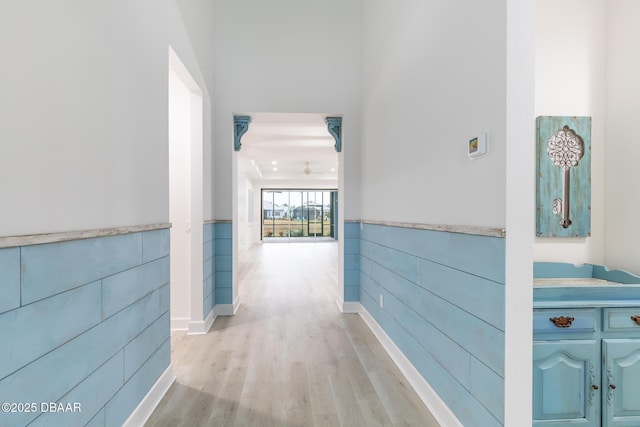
[262,190,337,239]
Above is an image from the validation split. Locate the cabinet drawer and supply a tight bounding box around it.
[603,307,640,332]
[533,309,596,334]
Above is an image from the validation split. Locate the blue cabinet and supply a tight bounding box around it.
[602,339,640,426]
[533,340,600,426]
[533,307,640,427]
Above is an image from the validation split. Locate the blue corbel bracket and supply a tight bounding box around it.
[325,117,342,153]
[234,115,252,151]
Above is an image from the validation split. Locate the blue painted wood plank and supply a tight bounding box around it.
[0,247,20,314]
[124,313,169,381]
[0,281,102,380]
[420,259,505,330]
[215,287,232,305]
[536,116,591,237]
[21,233,142,305]
[203,237,213,261]
[344,270,359,288]
[361,223,385,245]
[344,237,359,255]
[203,292,213,317]
[214,223,232,239]
[215,272,232,288]
[344,286,359,302]
[85,408,105,427]
[383,289,472,389]
[159,283,170,314]
[28,351,124,427]
[367,243,420,285]
[142,229,169,264]
[104,339,170,427]
[384,226,506,284]
[203,223,213,243]
[344,254,359,271]
[343,222,360,238]
[362,297,503,427]
[215,238,232,256]
[203,255,214,279]
[470,356,505,423]
[360,255,372,276]
[216,255,232,272]
[369,258,504,375]
[533,261,593,278]
[0,290,160,426]
[102,257,169,318]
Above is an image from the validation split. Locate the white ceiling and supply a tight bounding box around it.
[238,113,339,181]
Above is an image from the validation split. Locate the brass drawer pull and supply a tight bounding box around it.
[550,316,575,328]
[631,315,640,326]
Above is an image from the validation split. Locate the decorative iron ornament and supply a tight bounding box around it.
[547,125,585,170]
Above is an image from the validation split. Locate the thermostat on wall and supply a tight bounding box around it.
[468,133,489,159]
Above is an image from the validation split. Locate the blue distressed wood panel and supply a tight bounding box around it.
[142,229,170,263]
[536,116,592,237]
[360,291,503,427]
[0,230,170,427]
[360,223,506,425]
[203,223,215,317]
[0,248,20,314]
[28,351,124,427]
[104,339,170,427]
[102,256,169,318]
[21,233,142,304]
[384,226,505,284]
[124,312,170,380]
[0,281,102,380]
[214,223,233,305]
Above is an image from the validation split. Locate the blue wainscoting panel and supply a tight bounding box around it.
[102,257,170,318]
[360,223,506,426]
[344,222,360,302]
[0,248,20,314]
[0,281,102,380]
[21,233,142,304]
[142,229,170,264]
[215,223,233,305]
[203,223,216,317]
[0,229,170,427]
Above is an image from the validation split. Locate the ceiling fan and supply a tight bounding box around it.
[304,162,312,175]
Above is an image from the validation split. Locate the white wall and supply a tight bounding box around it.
[604,0,640,273]
[534,0,607,265]
[211,0,362,221]
[0,0,214,237]
[0,1,168,236]
[360,0,507,228]
[169,68,193,325]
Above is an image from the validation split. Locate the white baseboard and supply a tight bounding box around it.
[123,365,175,427]
[187,309,216,335]
[336,296,361,314]
[358,305,463,427]
[215,296,241,316]
[170,317,189,331]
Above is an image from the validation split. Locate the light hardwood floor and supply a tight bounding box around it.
[146,241,440,427]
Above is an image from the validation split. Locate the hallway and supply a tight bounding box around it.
[146,242,439,426]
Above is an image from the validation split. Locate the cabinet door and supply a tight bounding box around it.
[602,339,640,427]
[533,340,600,426]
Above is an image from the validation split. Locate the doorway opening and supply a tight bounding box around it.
[168,47,204,332]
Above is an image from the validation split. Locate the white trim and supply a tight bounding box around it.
[361,219,505,238]
[187,309,216,335]
[0,223,171,249]
[358,305,463,427]
[170,317,189,331]
[123,365,175,427]
[339,298,361,314]
[215,296,240,316]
